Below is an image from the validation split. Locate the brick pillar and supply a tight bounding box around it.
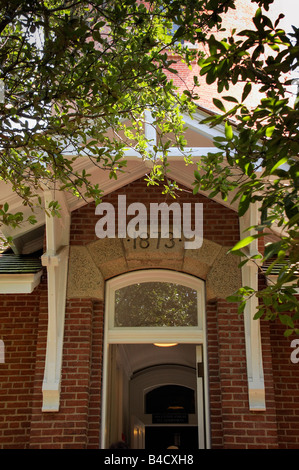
[87,300,104,449]
[215,299,279,448]
[206,300,224,448]
[269,320,299,448]
[29,290,102,449]
[0,286,41,449]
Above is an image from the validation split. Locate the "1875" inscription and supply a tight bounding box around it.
[127,231,182,250]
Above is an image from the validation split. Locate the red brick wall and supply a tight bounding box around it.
[28,290,104,449]
[1,176,299,449]
[70,177,240,248]
[0,273,104,449]
[0,281,42,448]
[167,0,263,113]
[269,321,299,448]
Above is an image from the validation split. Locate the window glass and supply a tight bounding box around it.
[114,282,197,327]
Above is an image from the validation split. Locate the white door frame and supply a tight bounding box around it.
[100,269,210,449]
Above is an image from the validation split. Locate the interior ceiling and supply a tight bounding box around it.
[121,343,197,376]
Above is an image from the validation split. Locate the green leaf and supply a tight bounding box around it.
[231,234,262,252]
[279,314,294,328]
[264,241,283,260]
[194,170,201,181]
[225,121,233,141]
[286,212,299,228]
[226,295,242,302]
[238,301,246,315]
[241,82,252,102]
[284,329,294,337]
[238,193,251,217]
[253,309,264,320]
[238,258,250,268]
[222,95,239,103]
[269,157,288,174]
[265,125,275,137]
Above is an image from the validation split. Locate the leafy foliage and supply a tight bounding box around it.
[193,2,299,334]
[0,0,234,227]
[1,0,298,333]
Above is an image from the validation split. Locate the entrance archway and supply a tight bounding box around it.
[101,270,210,449]
[144,382,198,450]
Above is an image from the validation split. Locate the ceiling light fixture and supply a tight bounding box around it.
[153,343,178,347]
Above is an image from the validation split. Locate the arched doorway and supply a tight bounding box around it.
[101,270,210,449]
[145,383,198,449]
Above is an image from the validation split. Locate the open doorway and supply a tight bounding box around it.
[104,343,207,449]
[101,270,209,449]
[145,427,198,450]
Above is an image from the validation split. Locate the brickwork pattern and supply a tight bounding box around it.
[0,177,298,449]
[270,321,299,448]
[0,283,42,448]
[207,300,280,449]
[70,177,240,248]
[28,286,104,449]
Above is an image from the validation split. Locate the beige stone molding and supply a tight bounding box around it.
[67,236,242,302]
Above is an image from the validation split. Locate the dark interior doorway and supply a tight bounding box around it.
[145,426,198,450]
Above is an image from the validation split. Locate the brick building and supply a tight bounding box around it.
[0,0,298,450]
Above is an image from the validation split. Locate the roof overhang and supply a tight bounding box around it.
[0,106,241,250]
[0,271,43,293]
[0,104,270,414]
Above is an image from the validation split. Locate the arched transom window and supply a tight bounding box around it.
[105,270,205,344]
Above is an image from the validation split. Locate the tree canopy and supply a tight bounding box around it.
[0,0,234,221]
[0,0,298,333]
[192,2,299,335]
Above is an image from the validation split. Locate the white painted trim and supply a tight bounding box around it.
[0,339,5,363]
[121,146,219,160]
[106,270,205,334]
[101,337,110,447]
[107,328,204,344]
[41,191,70,412]
[0,271,43,293]
[242,261,265,411]
[61,146,219,161]
[42,245,69,412]
[239,205,266,411]
[181,114,225,140]
[196,345,205,449]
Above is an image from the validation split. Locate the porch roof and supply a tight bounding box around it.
[0,253,43,294]
[0,253,42,274]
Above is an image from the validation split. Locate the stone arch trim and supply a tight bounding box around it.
[66,236,241,302]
